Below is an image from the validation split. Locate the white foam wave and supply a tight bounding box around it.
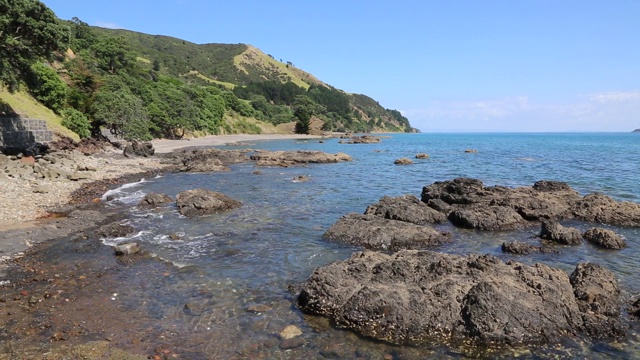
[101,178,148,201]
[101,230,152,246]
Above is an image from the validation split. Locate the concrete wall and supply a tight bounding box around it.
[0,117,53,148]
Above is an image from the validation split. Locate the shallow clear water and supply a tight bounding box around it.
[104,133,640,358]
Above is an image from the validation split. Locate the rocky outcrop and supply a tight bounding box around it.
[323,213,451,251]
[364,195,447,225]
[123,141,155,158]
[415,153,430,159]
[338,135,381,144]
[540,220,582,245]
[97,222,136,238]
[501,241,552,255]
[138,193,173,208]
[569,263,626,336]
[166,148,248,172]
[571,193,640,227]
[449,205,525,230]
[394,158,413,165]
[420,178,640,229]
[175,188,242,217]
[48,136,111,155]
[298,250,625,346]
[250,150,351,167]
[583,228,626,249]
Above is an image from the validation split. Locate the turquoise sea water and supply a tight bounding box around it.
[105,133,640,359]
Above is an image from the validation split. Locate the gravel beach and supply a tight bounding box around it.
[0,134,322,228]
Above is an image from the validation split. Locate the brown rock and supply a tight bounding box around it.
[583,228,626,249]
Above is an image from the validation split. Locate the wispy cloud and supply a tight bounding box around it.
[406,91,640,132]
[94,21,121,29]
[587,91,640,103]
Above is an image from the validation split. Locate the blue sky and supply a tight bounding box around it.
[42,0,640,132]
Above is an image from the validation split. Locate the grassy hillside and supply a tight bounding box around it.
[0,15,414,141]
[87,25,414,133]
[0,88,79,141]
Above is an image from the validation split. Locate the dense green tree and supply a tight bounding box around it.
[293,95,316,134]
[61,108,91,138]
[91,36,134,74]
[0,0,68,90]
[69,17,96,51]
[26,62,67,112]
[91,77,151,140]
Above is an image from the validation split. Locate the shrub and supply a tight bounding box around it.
[61,108,91,138]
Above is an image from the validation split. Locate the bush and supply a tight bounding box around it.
[27,62,67,113]
[61,108,91,138]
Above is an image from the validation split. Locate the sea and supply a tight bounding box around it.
[97,133,640,358]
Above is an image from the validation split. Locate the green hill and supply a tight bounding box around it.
[0,2,415,142]
[88,25,415,135]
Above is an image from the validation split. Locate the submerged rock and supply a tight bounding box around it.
[394,158,413,165]
[298,250,625,346]
[583,228,626,249]
[501,241,551,255]
[323,213,451,251]
[415,153,430,159]
[176,188,242,217]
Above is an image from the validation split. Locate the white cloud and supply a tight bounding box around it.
[94,21,121,29]
[587,91,640,103]
[406,91,640,132]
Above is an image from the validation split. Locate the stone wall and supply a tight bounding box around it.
[0,117,53,148]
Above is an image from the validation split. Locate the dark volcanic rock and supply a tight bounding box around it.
[583,228,626,249]
[394,157,413,165]
[364,195,447,225]
[570,263,626,337]
[323,213,451,251]
[298,250,625,345]
[572,193,640,227]
[97,222,135,238]
[422,178,581,222]
[123,141,155,157]
[501,241,547,255]
[170,148,249,172]
[448,205,525,230]
[250,150,351,167]
[540,220,582,245]
[138,193,173,208]
[338,135,381,144]
[184,157,229,172]
[176,188,242,217]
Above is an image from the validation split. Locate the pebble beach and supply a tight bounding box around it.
[0,134,321,229]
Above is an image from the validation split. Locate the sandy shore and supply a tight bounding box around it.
[151,133,322,153]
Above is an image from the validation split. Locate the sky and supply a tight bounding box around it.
[42,0,640,132]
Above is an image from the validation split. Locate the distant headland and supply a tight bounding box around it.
[633,129,640,133]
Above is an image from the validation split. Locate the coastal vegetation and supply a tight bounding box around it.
[0,1,416,141]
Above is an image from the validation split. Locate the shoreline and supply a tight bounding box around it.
[0,133,323,259]
[151,133,323,153]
